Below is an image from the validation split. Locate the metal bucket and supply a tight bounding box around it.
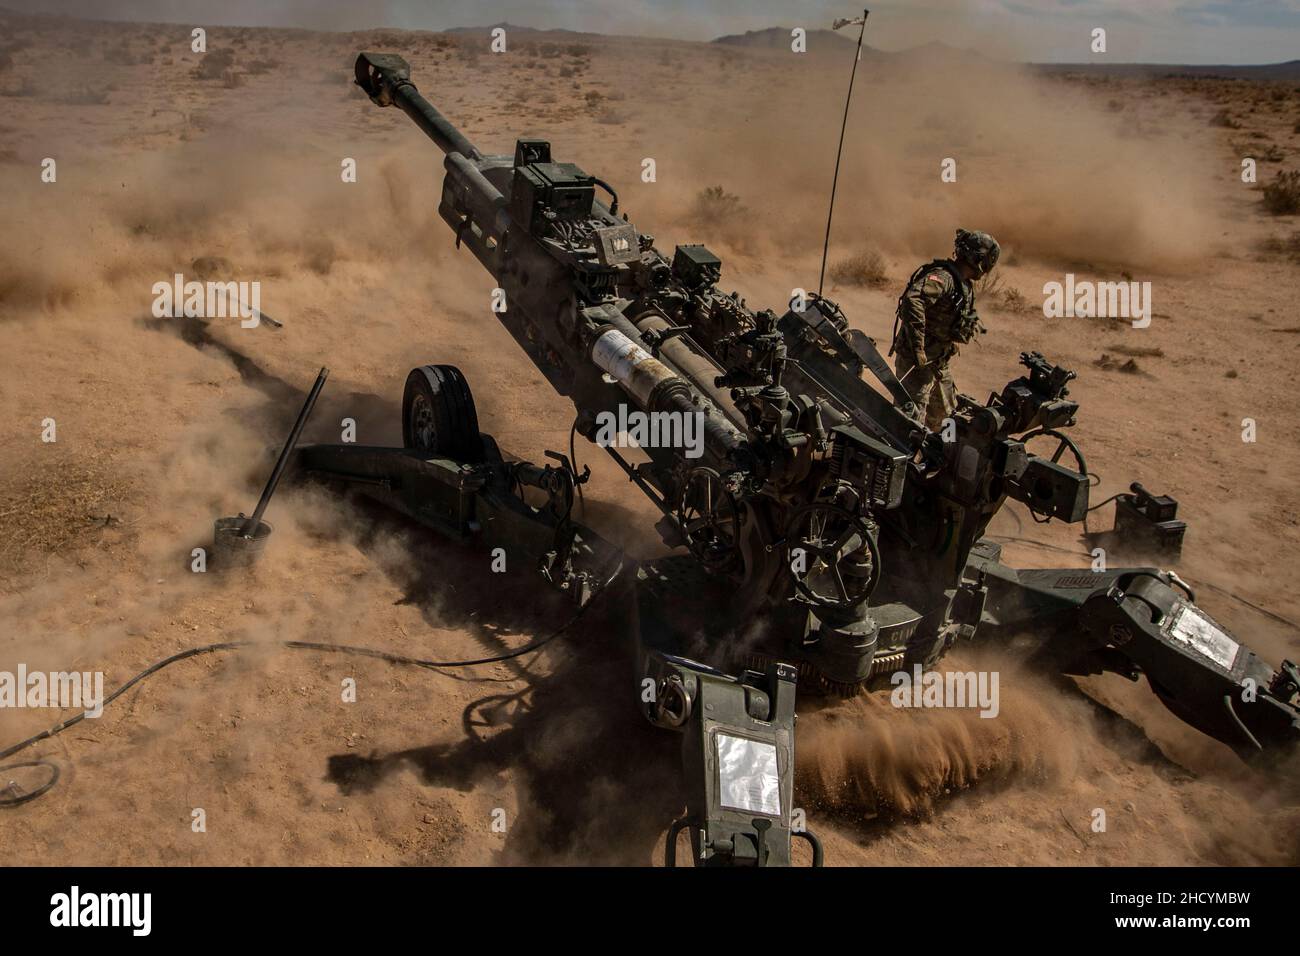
[212,516,272,569]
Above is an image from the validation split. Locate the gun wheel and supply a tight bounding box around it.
[1020,427,1088,478]
[784,503,880,612]
[675,467,741,571]
[403,365,484,463]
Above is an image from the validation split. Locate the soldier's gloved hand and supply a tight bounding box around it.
[914,350,928,368]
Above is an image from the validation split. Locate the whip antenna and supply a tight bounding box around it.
[817,9,870,298]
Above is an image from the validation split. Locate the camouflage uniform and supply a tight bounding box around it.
[891,230,998,431]
[892,262,980,430]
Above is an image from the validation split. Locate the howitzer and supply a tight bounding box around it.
[291,52,1298,866]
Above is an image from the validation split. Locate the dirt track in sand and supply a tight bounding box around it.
[1,13,1299,865]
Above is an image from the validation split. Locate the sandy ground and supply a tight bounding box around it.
[1,13,1298,865]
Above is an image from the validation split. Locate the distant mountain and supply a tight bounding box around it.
[712,26,871,54]
[711,30,1004,66]
[444,22,585,37]
[711,28,1300,79]
[1034,59,1300,82]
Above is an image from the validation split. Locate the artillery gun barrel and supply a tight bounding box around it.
[392,86,479,160]
[354,53,481,160]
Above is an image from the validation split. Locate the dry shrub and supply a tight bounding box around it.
[679,185,755,253]
[104,42,138,66]
[688,185,745,224]
[193,48,235,81]
[1260,231,1300,262]
[975,272,1032,313]
[1262,170,1300,215]
[1000,286,1031,313]
[1,77,36,97]
[1095,353,1143,374]
[1105,342,1165,358]
[62,87,110,106]
[302,238,337,275]
[829,249,889,288]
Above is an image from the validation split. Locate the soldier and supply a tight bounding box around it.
[891,229,1000,431]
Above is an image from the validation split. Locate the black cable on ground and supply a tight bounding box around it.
[0,556,623,804]
[0,760,60,808]
[1193,580,1300,631]
[0,640,250,764]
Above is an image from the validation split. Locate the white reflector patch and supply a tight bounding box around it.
[1168,605,1239,671]
[716,733,780,817]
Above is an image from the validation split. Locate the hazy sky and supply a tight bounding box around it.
[28,0,1300,64]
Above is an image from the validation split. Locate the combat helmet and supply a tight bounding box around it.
[954,229,1000,277]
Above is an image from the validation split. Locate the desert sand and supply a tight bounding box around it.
[1,12,1298,865]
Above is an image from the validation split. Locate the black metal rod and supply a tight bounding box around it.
[243,367,329,535]
[817,10,870,298]
[392,81,481,160]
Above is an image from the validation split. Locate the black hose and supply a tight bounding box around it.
[590,176,619,215]
[0,760,59,808]
[0,640,250,764]
[1081,491,1121,533]
[1086,493,1122,514]
[0,556,624,801]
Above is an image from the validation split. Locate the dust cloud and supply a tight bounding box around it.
[626,52,1225,272]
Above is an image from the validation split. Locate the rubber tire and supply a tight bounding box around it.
[402,365,483,463]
